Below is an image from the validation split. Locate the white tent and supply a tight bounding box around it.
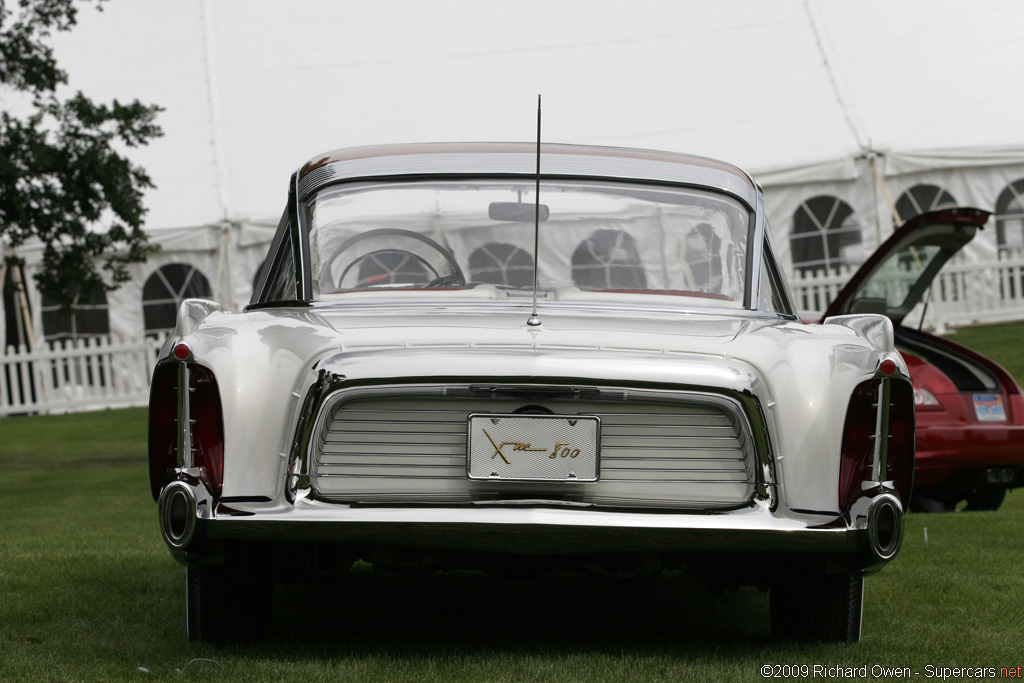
[4,0,1024,348]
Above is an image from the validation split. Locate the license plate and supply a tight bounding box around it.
[973,394,1006,422]
[467,414,600,482]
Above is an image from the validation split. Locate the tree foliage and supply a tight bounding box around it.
[0,0,162,312]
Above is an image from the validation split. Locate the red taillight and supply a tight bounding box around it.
[148,363,180,501]
[887,381,915,503]
[838,380,878,512]
[147,357,225,502]
[188,364,225,499]
[838,378,916,512]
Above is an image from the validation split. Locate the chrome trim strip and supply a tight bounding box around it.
[306,299,797,321]
[292,171,312,300]
[197,498,879,559]
[747,189,767,310]
[290,380,774,508]
[862,359,911,494]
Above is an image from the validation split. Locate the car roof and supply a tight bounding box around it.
[296,142,759,209]
[300,142,751,180]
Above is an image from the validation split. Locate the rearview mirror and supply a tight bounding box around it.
[488,202,549,222]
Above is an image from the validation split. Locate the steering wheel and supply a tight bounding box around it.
[322,228,466,289]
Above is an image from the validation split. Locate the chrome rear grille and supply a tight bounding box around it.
[311,388,756,508]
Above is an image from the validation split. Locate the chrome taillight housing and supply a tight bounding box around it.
[838,375,915,512]
[148,346,225,501]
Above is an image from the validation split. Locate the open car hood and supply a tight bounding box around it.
[822,207,990,325]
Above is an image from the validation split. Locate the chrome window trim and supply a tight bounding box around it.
[744,190,767,310]
[296,152,758,210]
[301,299,798,322]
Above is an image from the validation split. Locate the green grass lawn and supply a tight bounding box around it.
[2,322,1024,681]
[946,319,1024,382]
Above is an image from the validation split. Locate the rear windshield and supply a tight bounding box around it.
[306,179,751,309]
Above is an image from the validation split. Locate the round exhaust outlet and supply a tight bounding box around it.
[159,481,197,549]
[867,494,903,562]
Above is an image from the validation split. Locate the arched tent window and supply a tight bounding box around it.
[995,179,1024,251]
[571,229,647,290]
[41,290,110,344]
[468,242,533,288]
[790,196,863,274]
[894,184,957,223]
[683,223,724,292]
[143,263,213,336]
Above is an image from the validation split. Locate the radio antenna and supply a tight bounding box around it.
[527,95,543,327]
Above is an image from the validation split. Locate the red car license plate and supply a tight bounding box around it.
[973,394,1006,422]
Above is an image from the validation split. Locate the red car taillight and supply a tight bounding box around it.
[148,362,180,501]
[838,378,915,512]
[188,363,225,499]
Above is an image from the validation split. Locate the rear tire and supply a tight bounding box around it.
[186,564,273,643]
[963,487,1006,511]
[770,572,863,643]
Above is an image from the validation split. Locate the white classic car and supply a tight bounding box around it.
[149,142,914,643]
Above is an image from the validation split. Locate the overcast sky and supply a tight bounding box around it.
[49,0,1024,229]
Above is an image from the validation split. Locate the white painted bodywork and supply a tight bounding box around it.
[174,300,898,514]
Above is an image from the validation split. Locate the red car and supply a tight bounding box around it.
[822,207,1024,511]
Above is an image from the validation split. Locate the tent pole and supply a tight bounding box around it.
[869,154,902,231]
[199,0,231,222]
[214,224,227,305]
[225,222,237,312]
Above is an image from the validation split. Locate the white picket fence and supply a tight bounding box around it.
[1,336,165,417]
[790,248,1024,331]
[3,249,1024,417]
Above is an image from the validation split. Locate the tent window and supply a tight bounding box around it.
[571,229,647,290]
[683,223,724,293]
[790,196,862,274]
[143,263,213,336]
[996,179,1024,252]
[469,242,533,288]
[355,250,433,286]
[894,184,957,224]
[41,290,110,344]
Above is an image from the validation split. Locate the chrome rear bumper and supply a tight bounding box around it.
[159,488,903,571]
